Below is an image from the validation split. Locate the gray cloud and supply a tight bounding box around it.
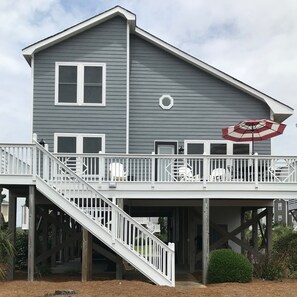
[0,0,296,154]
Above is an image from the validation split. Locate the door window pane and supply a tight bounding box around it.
[210,144,227,155]
[57,137,76,153]
[187,143,204,177]
[158,146,175,154]
[233,144,250,155]
[83,137,102,153]
[187,143,204,154]
[83,137,102,176]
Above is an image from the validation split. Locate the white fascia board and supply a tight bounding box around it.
[134,27,294,121]
[22,6,136,65]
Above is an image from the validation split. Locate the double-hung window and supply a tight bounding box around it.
[55,62,106,106]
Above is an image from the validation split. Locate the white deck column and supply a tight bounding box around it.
[7,191,17,281]
[28,186,35,281]
[202,198,209,284]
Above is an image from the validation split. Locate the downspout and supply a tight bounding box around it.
[30,54,35,140]
[126,22,130,154]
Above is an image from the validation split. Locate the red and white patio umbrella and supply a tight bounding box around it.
[222,119,286,154]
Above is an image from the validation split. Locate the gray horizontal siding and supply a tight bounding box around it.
[33,17,127,153]
[129,35,271,155]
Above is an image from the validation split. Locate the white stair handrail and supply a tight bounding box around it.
[33,140,175,286]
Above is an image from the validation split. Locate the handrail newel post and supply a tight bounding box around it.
[32,133,38,181]
[151,152,155,188]
[203,154,208,188]
[32,145,37,181]
[111,197,117,244]
[32,133,37,142]
[43,144,49,181]
[98,151,104,188]
[168,242,175,286]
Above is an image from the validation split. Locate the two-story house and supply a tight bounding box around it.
[1,6,296,286]
[274,199,296,226]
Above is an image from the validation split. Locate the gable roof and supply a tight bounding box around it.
[22,6,136,64]
[22,6,293,122]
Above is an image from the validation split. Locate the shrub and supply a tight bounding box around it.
[254,230,297,281]
[253,254,284,280]
[0,229,15,279]
[273,231,297,277]
[207,249,253,283]
[15,230,28,270]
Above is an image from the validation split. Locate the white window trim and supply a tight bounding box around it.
[184,140,252,155]
[55,62,106,106]
[159,94,174,110]
[54,133,106,153]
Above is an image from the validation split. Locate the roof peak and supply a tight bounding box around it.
[22,6,136,64]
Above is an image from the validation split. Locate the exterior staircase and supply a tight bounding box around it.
[0,139,175,287]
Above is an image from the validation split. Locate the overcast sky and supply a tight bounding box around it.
[0,0,296,154]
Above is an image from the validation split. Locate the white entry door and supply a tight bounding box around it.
[155,142,177,181]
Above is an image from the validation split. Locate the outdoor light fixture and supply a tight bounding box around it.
[178,146,184,154]
[39,139,45,147]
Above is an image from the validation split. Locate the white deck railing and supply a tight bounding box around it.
[55,153,297,185]
[0,144,33,175]
[1,144,296,186]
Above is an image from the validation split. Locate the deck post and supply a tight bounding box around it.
[188,208,196,273]
[240,207,245,254]
[42,207,48,266]
[252,209,258,260]
[266,206,273,256]
[28,185,35,281]
[116,198,123,279]
[202,198,209,285]
[82,228,92,281]
[116,255,123,280]
[51,221,57,267]
[7,191,17,280]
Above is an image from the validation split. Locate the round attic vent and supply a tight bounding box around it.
[159,94,174,110]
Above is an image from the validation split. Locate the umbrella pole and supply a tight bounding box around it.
[252,127,254,154]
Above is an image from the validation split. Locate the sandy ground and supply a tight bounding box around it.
[1,276,297,297]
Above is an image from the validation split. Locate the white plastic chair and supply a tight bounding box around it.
[178,166,200,181]
[210,168,226,181]
[109,162,127,181]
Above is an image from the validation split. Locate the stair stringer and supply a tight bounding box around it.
[35,177,173,286]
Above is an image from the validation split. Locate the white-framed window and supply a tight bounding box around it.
[54,133,105,154]
[184,140,251,155]
[278,202,283,211]
[55,62,106,106]
[159,94,174,110]
[278,215,283,222]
